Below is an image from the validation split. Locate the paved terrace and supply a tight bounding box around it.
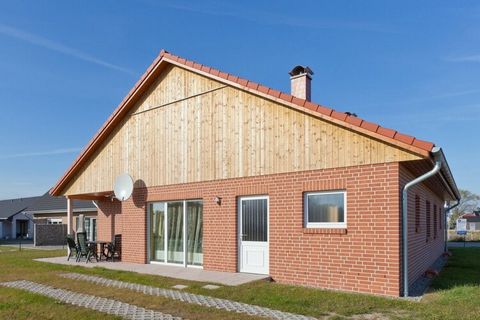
[35,256,269,286]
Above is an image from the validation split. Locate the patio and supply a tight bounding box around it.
[34,256,270,286]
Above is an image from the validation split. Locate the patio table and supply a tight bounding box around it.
[87,241,111,261]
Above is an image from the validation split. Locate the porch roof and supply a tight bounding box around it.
[24,192,97,214]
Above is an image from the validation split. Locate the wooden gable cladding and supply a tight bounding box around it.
[62,65,421,196]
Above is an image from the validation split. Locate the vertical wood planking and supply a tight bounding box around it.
[63,66,422,195]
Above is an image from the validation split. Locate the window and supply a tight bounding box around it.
[433,204,438,238]
[415,195,420,232]
[75,217,97,241]
[85,217,97,242]
[47,218,62,225]
[439,205,443,230]
[304,191,346,228]
[426,200,431,242]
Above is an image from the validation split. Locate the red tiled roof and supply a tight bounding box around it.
[161,50,435,152]
[50,49,435,196]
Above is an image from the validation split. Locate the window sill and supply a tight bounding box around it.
[303,228,347,235]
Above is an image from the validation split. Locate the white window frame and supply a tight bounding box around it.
[304,190,347,229]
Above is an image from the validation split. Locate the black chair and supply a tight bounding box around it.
[66,234,79,261]
[76,232,96,263]
[106,234,121,262]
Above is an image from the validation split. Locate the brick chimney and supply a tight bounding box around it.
[289,66,314,101]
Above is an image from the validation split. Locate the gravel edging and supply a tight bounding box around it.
[407,254,448,301]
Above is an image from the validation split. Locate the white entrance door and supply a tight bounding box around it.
[239,196,269,275]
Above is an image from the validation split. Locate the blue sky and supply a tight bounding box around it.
[0,1,478,199]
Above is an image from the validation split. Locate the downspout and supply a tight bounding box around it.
[444,200,460,252]
[401,146,442,297]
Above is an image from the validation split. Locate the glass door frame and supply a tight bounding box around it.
[237,195,270,274]
[147,199,203,269]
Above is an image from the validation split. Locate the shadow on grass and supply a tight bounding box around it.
[430,247,480,292]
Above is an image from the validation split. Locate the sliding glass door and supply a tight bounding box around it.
[187,201,203,266]
[76,217,97,241]
[149,200,203,267]
[167,202,184,264]
[150,203,165,262]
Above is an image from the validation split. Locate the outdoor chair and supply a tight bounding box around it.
[76,232,97,263]
[106,234,121,262]
[66,234,79,261]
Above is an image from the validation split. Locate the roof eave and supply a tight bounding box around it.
[431,148,460,201]
[26,208,97,215]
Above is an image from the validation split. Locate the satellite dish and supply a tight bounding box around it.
[113,173,134,201]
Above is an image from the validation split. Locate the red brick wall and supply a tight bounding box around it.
[400,163,445,289]
[96,162,402,296]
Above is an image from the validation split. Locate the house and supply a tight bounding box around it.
[50,50,459,297]
[459,213,480,231]
[26,192,98,241]
[0,196,40,239]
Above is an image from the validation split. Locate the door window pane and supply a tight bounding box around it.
[150,203,165,262]
[187,201,203,266]
[167,202,184,264]
[241,198,268,242]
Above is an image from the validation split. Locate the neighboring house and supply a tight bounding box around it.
[26,192,98,241]
[460,213,480,231]
[50,50,459,297]
[0,196,40,239]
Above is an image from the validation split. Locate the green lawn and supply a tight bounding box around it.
[0,245,479,319]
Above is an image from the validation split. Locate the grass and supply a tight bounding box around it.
[0,246,479,319]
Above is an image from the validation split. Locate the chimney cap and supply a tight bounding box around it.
[289,65,314,77]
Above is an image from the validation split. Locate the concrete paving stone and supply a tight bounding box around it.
[0,280,181,320]
[60,272,317,320]
[172,284,188,290]
[202,284,221,290]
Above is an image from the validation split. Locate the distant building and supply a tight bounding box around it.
[0,192,98,241]
[460,212,480,231]
[25,192,98,241]
[0,196,40,239]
